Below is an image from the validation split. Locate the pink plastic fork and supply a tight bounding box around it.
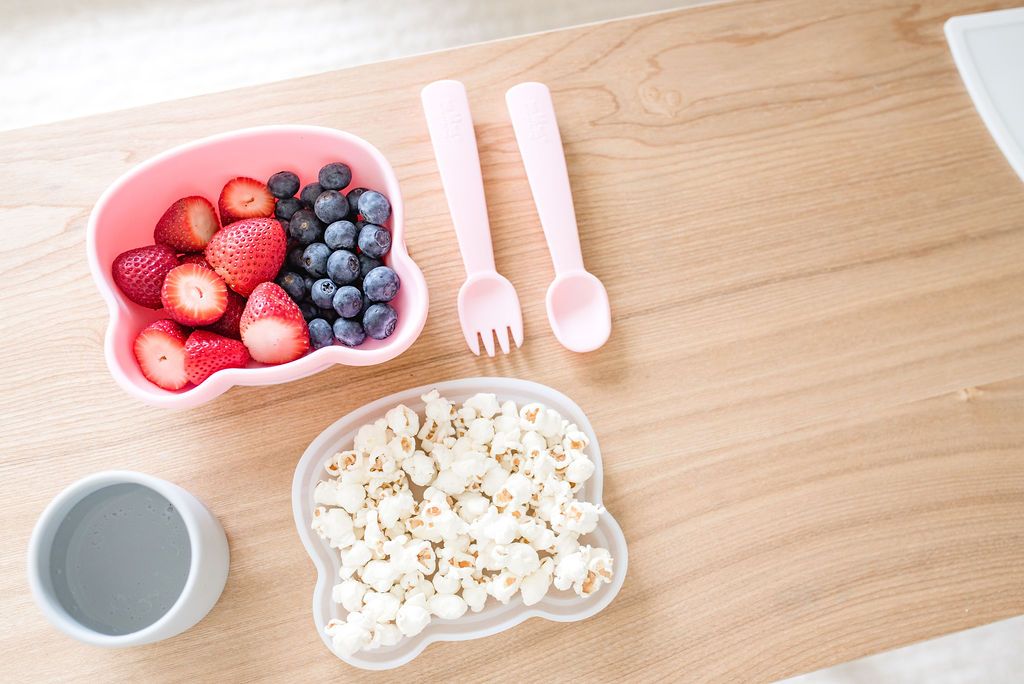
[421,80,523,356]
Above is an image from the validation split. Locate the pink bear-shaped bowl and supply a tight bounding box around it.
[87,125,428,409]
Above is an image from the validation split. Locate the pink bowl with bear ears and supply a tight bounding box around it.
[87,125,428,409]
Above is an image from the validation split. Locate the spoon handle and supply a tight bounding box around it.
[421,79,496,277]
[506,82,584,275]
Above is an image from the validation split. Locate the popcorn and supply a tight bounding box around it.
[565,457,595,486]
[332,578,367,612]
[326,612,373,657]
[312,507,355,550]
[362,590,401,623]
[487,570,521,603]
[461,579,488,612]
[396,594,431,637]
[429,593,468,620]
[385,404,420,437]
[465,393,501,419]
[315,480,366,514]
[315,390,615,657]
[551,500,601,535]
[402,450,436,486]
[520,558,555,606]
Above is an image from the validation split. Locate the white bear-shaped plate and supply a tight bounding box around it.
[291,377,628,670]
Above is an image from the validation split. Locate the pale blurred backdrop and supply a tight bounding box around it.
[2,0,1021,681]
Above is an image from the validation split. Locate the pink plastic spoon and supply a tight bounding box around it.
[505,82,611,353]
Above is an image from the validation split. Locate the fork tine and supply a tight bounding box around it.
[509,318,523,348]
[495,327,511,354]
[480,329,496,357]
[462,324,480,355]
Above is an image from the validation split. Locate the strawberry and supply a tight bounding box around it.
[111,244,178,308]
[218,177,276,224]
[160,263,229,326]
[204,217,287,296]
[240,282,310,364]
[133,319,189,390]
[154,196,220,251]
[179,253,213,269]
[184,330,250,385]
[204,289,246,339]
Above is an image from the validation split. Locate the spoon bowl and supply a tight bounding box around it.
[546,270,610,353]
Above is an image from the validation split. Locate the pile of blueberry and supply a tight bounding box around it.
[269,163,400,349]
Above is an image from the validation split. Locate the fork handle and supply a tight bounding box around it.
[421,80,496,277]
[505,82,584,275]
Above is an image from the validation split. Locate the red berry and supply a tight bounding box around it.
[240,282,310,364]
[184,330,250,385]
[218,177,276,224]
[203,289,246,339]
[204,217,287,296]
[179,253,213,269]
[154,196,220,251]
[160,264,229,326]
[133,319,189,390]
[111,244,178,309]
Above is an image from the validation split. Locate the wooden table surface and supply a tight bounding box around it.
[2,0,1023,681]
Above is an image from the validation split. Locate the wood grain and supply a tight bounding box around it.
[2,0,1023,681]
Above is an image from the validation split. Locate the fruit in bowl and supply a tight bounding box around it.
[87,126,428,409]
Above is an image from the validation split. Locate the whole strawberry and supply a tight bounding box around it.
[204,289,246,339]
[204,217,287,296]
[184,330,250,385]
[112,244,179,308]
[240,282,309,364]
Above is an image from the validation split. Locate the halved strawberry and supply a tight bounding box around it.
[133,319,189,390]
[154,196,220,251]
[204,217,287,296]
[184,330,250,385]
[112,244,178,308]
[204,289,246,339]
[160,263,229,326]
[218,177,276,224]
[240,282,310,364]
[179,253,213,269]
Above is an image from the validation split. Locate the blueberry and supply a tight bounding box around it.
[287,246,305,271]
[298,301,319,320]
[268,171,300,199]
[302,274,316,293]
[302,242,331,277]
[332,285,363,318]
[310,278,337,309]
[300,182,323,207]
[314,190,349,223]
[275,196,303,221]
[362,294,372,314]
[357,190,391,224]
[363,303,398,340]
[308,318,334,349]
[324,220,357,250]
[276,271,306,301]
[326,249,360,284]
[320,308,339,324]
[357,223,392,258]
[363,266,400,302]
[346,188,367,218]
[358,254,382,279]
[318,162,352,191]
[333,318,366,347]
[290,209,324,245]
